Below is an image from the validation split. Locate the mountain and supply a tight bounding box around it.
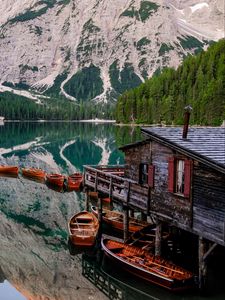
[0,0,224,103]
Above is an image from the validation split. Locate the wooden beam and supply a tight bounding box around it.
[123,206,129,242]
[198,237,207,291]
[203,242,217,261]
[155,220,162,256]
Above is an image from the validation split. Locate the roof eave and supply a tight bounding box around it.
[141,128,225,175]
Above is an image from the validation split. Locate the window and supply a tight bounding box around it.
[139,163,148,184]
[168,157,192,197]
[176,159,185,194]
[139,163,155,187]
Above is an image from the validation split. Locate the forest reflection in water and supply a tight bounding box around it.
[0,122,225,300]
[0,122,141,300]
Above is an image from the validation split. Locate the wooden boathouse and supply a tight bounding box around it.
[83,125,225,290]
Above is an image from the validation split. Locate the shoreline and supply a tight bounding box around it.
[3,119,116,123]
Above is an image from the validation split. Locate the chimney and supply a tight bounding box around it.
[182,105,192,139]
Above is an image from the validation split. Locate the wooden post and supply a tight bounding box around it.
[198,237,207,291]
[123,205,129,242]
[129,209,134,218]
[123,181,130,242]
[141,212,147,221]
[85,189,89,211]
[155,220,162,256]
[97,197,103,245]
[109,176,113,201]
[147,186,151,215]
[94,172,98,192]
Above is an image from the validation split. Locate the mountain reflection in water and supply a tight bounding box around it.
[0,122,140,300]
[1,122,225,300]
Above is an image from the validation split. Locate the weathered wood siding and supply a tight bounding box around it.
[124,139,225,245]
[192,163,225,245]
[124,141,192,228]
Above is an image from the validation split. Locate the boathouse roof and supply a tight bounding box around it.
[120,127,225,174]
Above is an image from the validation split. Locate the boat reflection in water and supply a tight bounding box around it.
[0,176,106,300]
[82,252,156,300]
[82,252,196,300]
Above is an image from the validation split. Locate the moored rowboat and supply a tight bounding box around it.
[101,238,195,291]
[91,206,149,233]
[68,211,99,246]
[22,168,46,180]
[0,165,19,175]
[46,173,64,187]
[67,172,83,191]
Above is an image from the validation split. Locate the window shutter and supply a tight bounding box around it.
[168,157,175,192]
[184,160,192,198]
[148,165,155,188]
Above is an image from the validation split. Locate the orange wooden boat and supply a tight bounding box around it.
[101,239,195,291]
[46,173,64,187]
[0,165,19,175]
[91,206,149,233]
[68,211,99,246]
[67,172,83,191]
[22,168,46,180]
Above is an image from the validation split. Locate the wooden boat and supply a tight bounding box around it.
[68,211,99,246]
[101,239,195,291]
[22,168,46,180]
[125,224,170,251]
[0,165,19,175]
[67,172,83,191]
[46,173,64,187]
[91,206,149,233]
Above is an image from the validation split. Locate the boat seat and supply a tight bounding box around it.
[76,223,93,225]
[108,216,120,221]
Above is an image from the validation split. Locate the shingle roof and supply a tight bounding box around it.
[141,127,225,173]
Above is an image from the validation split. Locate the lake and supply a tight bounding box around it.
[0,122,224,300]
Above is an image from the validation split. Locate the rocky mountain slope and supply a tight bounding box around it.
[0,0,224,103]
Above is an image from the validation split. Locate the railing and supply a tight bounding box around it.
[82,254,158,300]
[83,165,149,212]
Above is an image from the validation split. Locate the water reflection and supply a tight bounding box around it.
[0,175,106,300]
[0,122,140,300]
[1,122,224,299]
[0,122,137,173]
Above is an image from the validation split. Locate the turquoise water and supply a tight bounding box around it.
[0,122,224,300]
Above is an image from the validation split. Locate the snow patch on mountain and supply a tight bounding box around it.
[0,0,224,103]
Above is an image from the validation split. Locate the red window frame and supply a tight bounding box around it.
[168,157,192,198]
[139,163,155,187]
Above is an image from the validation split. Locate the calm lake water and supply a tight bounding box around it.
[0,122,224,300]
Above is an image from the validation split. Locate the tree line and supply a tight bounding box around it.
[115,39,225,126]
[0,92,115,120]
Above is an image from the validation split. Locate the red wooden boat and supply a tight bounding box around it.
[101,239,195,291]
[0,165,19,175]
[91,206,149,233]
[68,211,99,246]
[46,173,64,187]
[67,172,83,191]
[22,168,46,180]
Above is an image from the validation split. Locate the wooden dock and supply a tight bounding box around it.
[83,165,150,213]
